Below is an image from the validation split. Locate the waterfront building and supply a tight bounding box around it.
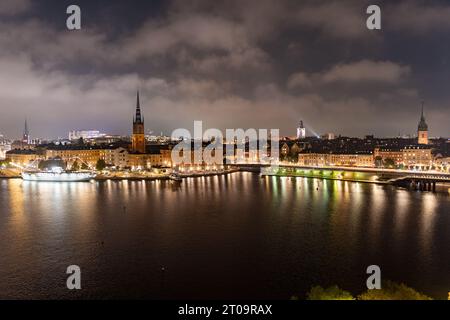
[45,146,103,168]
[128,153,163,170]
[114,148,129,168]
[417,103,429,145]
[402,146,433,170]
[131,91,146,154]
[374,147,404,167]
[5,149,41,167]
[127,144,173,170]
[434,155,450,172]
[298,152,374,167]
[44,145,130,169]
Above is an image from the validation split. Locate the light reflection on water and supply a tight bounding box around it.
[0,173,449,299]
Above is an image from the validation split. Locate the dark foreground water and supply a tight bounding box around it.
[0,172,449,299]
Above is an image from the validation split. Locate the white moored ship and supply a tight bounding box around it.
[21,167,95,182]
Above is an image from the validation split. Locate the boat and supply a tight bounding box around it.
[21,167,96,182]
[169,173,183,182]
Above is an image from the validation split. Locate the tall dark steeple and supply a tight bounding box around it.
[418,101,428,131]
[417,101,429,145]
[22,118,30,144]
[132,91,146,153]
[135,90,143,124]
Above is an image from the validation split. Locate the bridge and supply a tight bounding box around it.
[387,174,450,192]
[229,163,450,192]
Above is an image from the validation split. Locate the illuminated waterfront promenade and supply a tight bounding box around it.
[231,163,450,187]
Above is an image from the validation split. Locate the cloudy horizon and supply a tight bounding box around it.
[0,0,449,140]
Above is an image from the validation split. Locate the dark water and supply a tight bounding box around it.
[0,173,449,299]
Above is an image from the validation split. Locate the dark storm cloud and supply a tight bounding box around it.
[0,0,31,15]
[0,0,448,139]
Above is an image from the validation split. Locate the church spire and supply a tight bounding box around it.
[135,91,143,124]
[23,118,30,144]
[417,100,429,145]
[24,118,29,136]
[132,91,146,153]
[418,101,428,131]
[421,100,425,120]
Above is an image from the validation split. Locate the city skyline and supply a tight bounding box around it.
[0,0,449,138]
[0,99,443,142]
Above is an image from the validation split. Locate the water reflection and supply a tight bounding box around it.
[420,193,438,261]
[0,173,449,299]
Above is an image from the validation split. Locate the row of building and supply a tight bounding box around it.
[288,106,449,170]
[5,139,449,171]
[296,146,439,169]
[3,93,449,172]
[4,144,173,170]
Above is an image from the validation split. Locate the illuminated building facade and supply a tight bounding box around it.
[374,148,404,166]
[402,146,433,169]
[5,149,41,167]
[69,130,105,141]
[298,153,374,167]
[296,120,306,140]
[321,133,335,140]
[45,146,123,168]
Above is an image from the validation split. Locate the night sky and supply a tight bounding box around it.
[0,0,449,139]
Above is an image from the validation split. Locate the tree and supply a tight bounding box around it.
[358,281,432,300]
[0,160,8,168]
[306,285,355,300]
[38,160,46,170]
[96,159,106,171]
[290,150,300,162]
[383,158,396,169]
[71,161,79,171]
[375,156,383,168]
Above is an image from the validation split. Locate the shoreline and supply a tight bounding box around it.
[2,169,449,191]
[0,168,240,181]
[260,173,389,185]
